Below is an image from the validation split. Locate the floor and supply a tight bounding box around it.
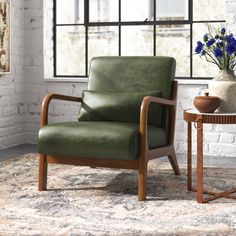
[0,144,37,162]
[0,144,235,168]
[1,153,235,235]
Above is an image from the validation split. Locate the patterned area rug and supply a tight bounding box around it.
[0,154,236,236]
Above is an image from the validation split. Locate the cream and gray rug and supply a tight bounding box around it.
[0,154,236,236]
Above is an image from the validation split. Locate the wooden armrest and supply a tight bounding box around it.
[40,94,82,127]
[140,95,176,128]
[139,96,177,153]
[141,96,176,108]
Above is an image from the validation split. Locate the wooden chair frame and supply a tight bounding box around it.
[38,81,180,201]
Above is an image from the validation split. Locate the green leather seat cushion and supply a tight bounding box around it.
[38,122,167,160]
[79,90,163,126]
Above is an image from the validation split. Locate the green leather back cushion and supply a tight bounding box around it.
[88,56,176,99]
[79,90,163,126]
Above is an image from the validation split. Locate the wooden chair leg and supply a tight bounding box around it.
[138,164,147,201]
[38,154,48,191]
[168,149,180,176]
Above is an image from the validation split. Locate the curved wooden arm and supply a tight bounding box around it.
[40,94,82,127]
[140,81,178,153]
[140,96,177,151]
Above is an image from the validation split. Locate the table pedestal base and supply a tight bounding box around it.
[189,187,236,203]
[184,110,236,204]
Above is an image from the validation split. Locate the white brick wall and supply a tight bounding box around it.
[1,0,236,157]
[0,0,28,150]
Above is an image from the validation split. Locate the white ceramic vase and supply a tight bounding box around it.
[208,70,236,113]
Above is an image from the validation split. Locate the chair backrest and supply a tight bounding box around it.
[79,56,176,127]
[88,56,176,99]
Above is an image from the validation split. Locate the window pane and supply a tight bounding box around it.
[56,0,84,24]
[193,0,226,21]
[56,26,85,76]
[192,23,224,77]
[89,0,118,22]
[88,26,118,66]
[156,25,190,77]
[156,0,188,21]
[121,26,153,56]
[121,0,151,21]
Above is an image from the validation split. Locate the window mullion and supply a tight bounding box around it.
[53,0,57,77]
[153,0,156,56]
[84,0,89,76]
[84,0,89,24]
[189,0,192,22]
[119,0,121,56]
[190,0,193,79]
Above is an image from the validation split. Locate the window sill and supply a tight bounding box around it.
[44,77,210,85]
[44,77,89,83]
[176,79,210,85]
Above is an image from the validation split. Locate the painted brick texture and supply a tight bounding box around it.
[0,0,27,150]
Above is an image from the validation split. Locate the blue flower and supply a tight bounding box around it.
[221,28,226,35]
[214,48,223,57]
[195,28,236,70]
[195,41,203,54]
[206,38,215,47]
[203,34,208,42]
[226,43,236,55]
[226,37,236,55]
[225,34,234,43]
[216,41,224,47]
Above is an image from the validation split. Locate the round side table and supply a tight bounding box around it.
[183,109,236,203]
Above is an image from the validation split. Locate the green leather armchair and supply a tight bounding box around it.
[38,56,180,201]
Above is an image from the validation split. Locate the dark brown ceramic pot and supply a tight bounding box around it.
[193,92,220,113]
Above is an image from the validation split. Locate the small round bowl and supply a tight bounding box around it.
[193,92,220,113]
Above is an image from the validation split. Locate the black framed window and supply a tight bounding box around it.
[54,0,226,79]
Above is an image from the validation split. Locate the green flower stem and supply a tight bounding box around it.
[222,40,227,69]
[229,55,236,69]
[204,50,221,69]
[204,55,219,66]
[206,46,223,68]
[230,62,236,70]
[226,55,230,70]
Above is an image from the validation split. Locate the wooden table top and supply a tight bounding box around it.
[183,109,236,124]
